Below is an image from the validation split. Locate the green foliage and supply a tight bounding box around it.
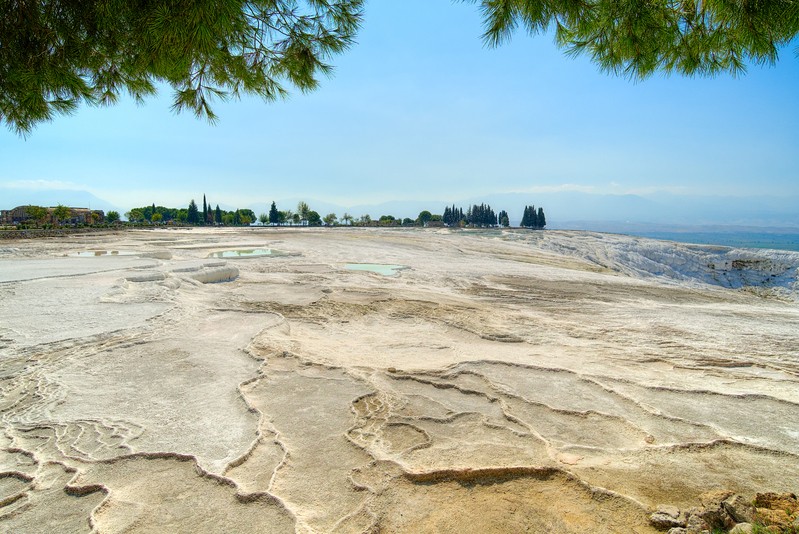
[443,205,465,226]
[1,0,364,135]
[106,210,120,223]
[259,212,269,224]
[297,201,310,221]
[126,208,144,222]
[53,204,71,225]
[471,204,496,226]
[306,210,322,226]
[323,212,337,226]
[26,205,48,226]
[468,0,798,79]
[187,199,200,224]
[417,210,433,225]
[521,205,545,228]
[269,201,280,224]
[379,214,398,226]
[238,209,255,224]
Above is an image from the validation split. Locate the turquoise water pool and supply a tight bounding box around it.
[344,263,407,276]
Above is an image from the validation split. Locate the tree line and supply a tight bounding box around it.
[520,205,546,229]
[123,195,547,229]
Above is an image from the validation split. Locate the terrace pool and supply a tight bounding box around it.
[344,263,407,276]
[207,249,284,258]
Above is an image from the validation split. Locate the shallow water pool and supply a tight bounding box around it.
[344,263,407,276]
[208,249,282,258]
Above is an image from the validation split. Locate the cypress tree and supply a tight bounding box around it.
[537,207,546,229]
[269,201,279,224]
[202,195,207,225]
[187,199,199,224]
[215,205,222,225]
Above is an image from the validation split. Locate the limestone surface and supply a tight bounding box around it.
[0,227,797,533]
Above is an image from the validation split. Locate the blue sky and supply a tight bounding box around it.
[1,0,798,212]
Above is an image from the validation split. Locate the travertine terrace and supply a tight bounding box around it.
[1,227,798,533]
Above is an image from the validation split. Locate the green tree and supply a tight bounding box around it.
[341,212,353,226]
[297,201,310,221]
[537,207,546,229]
[26,205,48,227]
[292,213,301,225]
[521,205,536,228]
[269,201,280,225]
[238,209,255,223]
[215,205,222,224]
[1,0,364,135]
[53,204,71,226]
[323,213,337,226]
[127,208,144,223]
[417,210,433,226]
[106,210,121,223]
[469,0,798,80]
[202,195,207,225]
[259,212,269,225]
[187,200,200,224]
[151,212,163,223]
[306,210,322,226]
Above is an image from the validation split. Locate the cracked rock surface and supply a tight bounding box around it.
[0,227,797,533]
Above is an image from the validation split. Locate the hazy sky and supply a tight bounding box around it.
[1,0,798,210]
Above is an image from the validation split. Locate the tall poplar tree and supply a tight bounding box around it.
[269,201,280,225]
[187,199,199,224]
